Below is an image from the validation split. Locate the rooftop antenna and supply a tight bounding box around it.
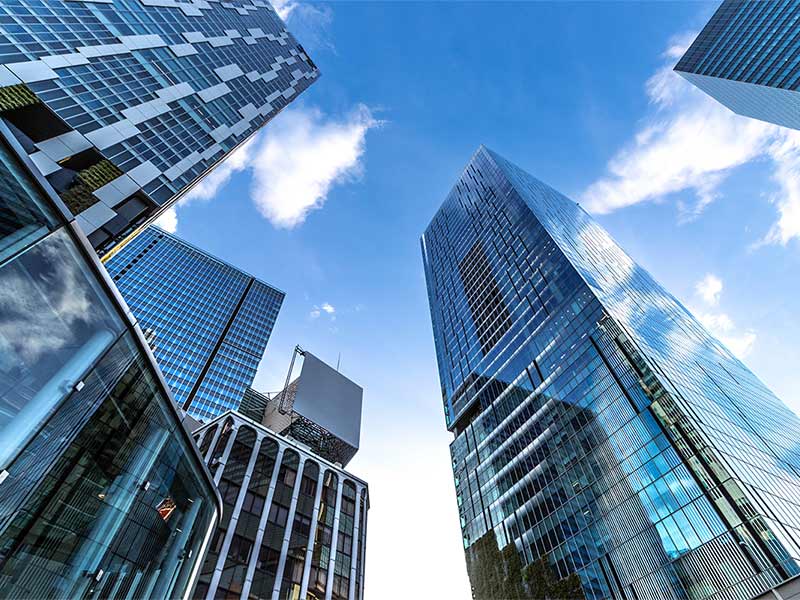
[278,344,304,414]
[336,352,341,372]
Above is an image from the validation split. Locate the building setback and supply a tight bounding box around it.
[0,115,220,598]
[191,411,368,600]
[421,146,800,599]
[106,226,284,422]
[675,0,800,130]
[0,0,319,255]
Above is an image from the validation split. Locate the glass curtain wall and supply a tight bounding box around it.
[0,123,218,600]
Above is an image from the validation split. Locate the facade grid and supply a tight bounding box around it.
[0,0,319,253]
[105,225,284,421]
[675,0,800,131]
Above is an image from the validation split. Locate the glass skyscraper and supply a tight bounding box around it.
[675,0,800,131]
[0,0,319,255]
[0,111,220,598]
[106,226,284,422]
[421,146,800,599]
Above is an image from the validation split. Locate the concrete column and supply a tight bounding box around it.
[239,444,286,600]
[298,468,326,598]
[205,428,262,599]
[213,423,239,486]
[323,478,345,600]
[347,485,363,600]
[358,493,367,600]
[203,421,225,462]
[271,457,307,600]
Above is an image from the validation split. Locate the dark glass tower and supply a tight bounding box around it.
[106,226,284,421]
[0,0,319,254]
[675,0,800,131]
[0,115,220,598]
[421,146,800,599]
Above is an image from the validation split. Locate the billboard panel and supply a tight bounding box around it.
[293,352,362,450]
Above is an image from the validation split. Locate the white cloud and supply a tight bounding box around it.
[183,137,256,203]
[155,137,257,233]
[696,311,756,359]
[581,31,800,245]
[695,273,722,306]
[158,104,378,233]
[270,0,297,20]
[309,301,336,320]
[154,207,178,233]
[250,104,379,228]
[691,273,755,359]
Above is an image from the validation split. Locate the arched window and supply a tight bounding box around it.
[249,449,299,599]
[279,461,319,599]
[207,417,234,476]
[198,423,218,457]
[355,488,367,600]
[306,470,338,600]
[332,481,357,600]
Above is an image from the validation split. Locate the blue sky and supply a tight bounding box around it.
[159,2,800,597]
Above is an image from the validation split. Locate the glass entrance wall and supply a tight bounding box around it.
[0,119,220,599]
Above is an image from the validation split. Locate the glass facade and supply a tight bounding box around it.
[675,0,800,131]
[0,0,319,253]
[421,146,800,599]
[191,411,368,600]
[0,120,219,598]
[105,226,284,421]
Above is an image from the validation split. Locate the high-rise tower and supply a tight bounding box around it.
[675,0,800,131]
[421,146,800,599]
[106,226,284,421]
[0,0,319,255]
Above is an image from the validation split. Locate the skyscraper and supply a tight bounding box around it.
[106,226,284,421]
[0,0,319,255]
[190,352,368,600]
[0,112,220,598]
[675,0,800,131]
[421,146,800,599]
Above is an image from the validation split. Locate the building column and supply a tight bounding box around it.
[205,430,262,600]
[358,496,367,600]
[239,444,286,600]
[347,486,362,600]
[298,468,326,599]
[271,457,307,600]
[323,478,345,600]
[213,424,239,486]
[203,422,224,462]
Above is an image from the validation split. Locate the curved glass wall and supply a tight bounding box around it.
[0,331,217,599]
[307,471,337,600]
[279,461,319,599]
[332,481,356,600]
[0,227,123,471]
[0,132,58,261]
[0,123,218,600]
[250,450,298,599]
